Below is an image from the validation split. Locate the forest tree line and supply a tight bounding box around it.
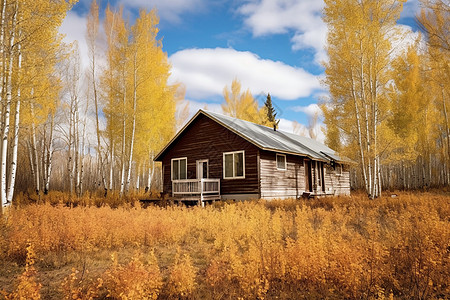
[0,0,283,211]
[0,0,449,210]
[322,0,449,198]
[0,0,184,213]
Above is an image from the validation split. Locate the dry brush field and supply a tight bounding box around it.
[0,192,449,299]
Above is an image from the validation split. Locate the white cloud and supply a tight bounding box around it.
[237,0,422,65]
[238,0,326,64]
[291,103,322,117]
[169,47,321,100]
[182,99,222,117]
[59,11,89,71]
[278,118,325,143]
[278,118,297,133]
[119,0,208,23]
[390,24,422,58]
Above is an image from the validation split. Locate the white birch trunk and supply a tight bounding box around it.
[1,7,16,206]
[136,163,140,191]
[44,109,54,195]
[67,102,74,195]
[126,56,137,193]
[30,103,40,196]
[119,90,127,196]
[78,96,89,197]
[74,104,80,196]
[89,15,106,192]
[146,152,155,193]
[109,143,114,191]
[6,39,21,204]
[0,0,7,122]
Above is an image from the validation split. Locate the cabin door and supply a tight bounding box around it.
[316,161,325,192]
[197,160,208,179]
[305,159,313,192]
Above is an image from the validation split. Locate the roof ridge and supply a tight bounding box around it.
[155,109,346,163]
[203,109,308,138]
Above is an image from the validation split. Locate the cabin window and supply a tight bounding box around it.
[223,151,245,179]
[276,154,286,170]
[171,157,187,180]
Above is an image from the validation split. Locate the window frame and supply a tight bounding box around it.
[223,150,245,179]
[171,157,187,181]
[276,153,287,170]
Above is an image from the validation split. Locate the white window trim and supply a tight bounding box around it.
[171,157,187,181]
[276,153,287,170]
[223,150,245,179]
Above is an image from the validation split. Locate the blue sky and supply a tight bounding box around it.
[60,0,422,141]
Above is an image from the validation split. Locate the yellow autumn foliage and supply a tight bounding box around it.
[0,192,449,299]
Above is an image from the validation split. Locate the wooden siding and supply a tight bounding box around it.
[323,165,351,196]
[260,150,350,198]
[161,114,259,196]
[260,150,306,199]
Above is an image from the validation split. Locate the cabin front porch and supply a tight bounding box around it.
[172,178,221,206]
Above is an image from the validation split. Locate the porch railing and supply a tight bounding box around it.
[172,179,220,203]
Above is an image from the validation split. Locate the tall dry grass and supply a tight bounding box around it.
[0,192,449,299]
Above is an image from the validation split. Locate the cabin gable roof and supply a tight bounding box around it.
[154,109,350,163]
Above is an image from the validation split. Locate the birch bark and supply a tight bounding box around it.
[1,6,16,206]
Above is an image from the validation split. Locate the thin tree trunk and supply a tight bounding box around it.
[44,109,55,195]
[67,102,73,195]
[109,143,114,191]
[126,56,137,193]
[6,38,21,204]
[120,99,126,196]
[30,103,40,196]
[74,104,80,196]
[146,151,155,193]
[78,96,89,197]
[441,88,450,184]
[1,7,16,207]
[136,163,140,191]
[90,17,106,193]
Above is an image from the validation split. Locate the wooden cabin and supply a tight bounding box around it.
[154,110,350,205]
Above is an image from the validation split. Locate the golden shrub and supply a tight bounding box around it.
[166,249,197,298]
[1,192,449,299]
[2,243,41,300]
[102,251,162,300]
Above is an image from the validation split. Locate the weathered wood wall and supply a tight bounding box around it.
[259,150,350,198]
[161,114,259,197]
[259,151,306,199]
[323,165,351,196]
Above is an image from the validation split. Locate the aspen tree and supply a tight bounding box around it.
[132,9,176,193]
[322,0,405,198]
[222,79,267,125]
[418,0,450,184]
[100,7,176,195]
[86,0,107,193]
[0,0,76,211]
[103,6,117,193]
[102,6,128,195]
[0,0,17,206]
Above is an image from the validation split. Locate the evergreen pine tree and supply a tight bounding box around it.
[264,93,279,130]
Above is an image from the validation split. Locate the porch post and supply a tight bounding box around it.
[200,179,205,207]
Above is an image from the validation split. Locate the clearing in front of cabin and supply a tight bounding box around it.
[0,191,449,299]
